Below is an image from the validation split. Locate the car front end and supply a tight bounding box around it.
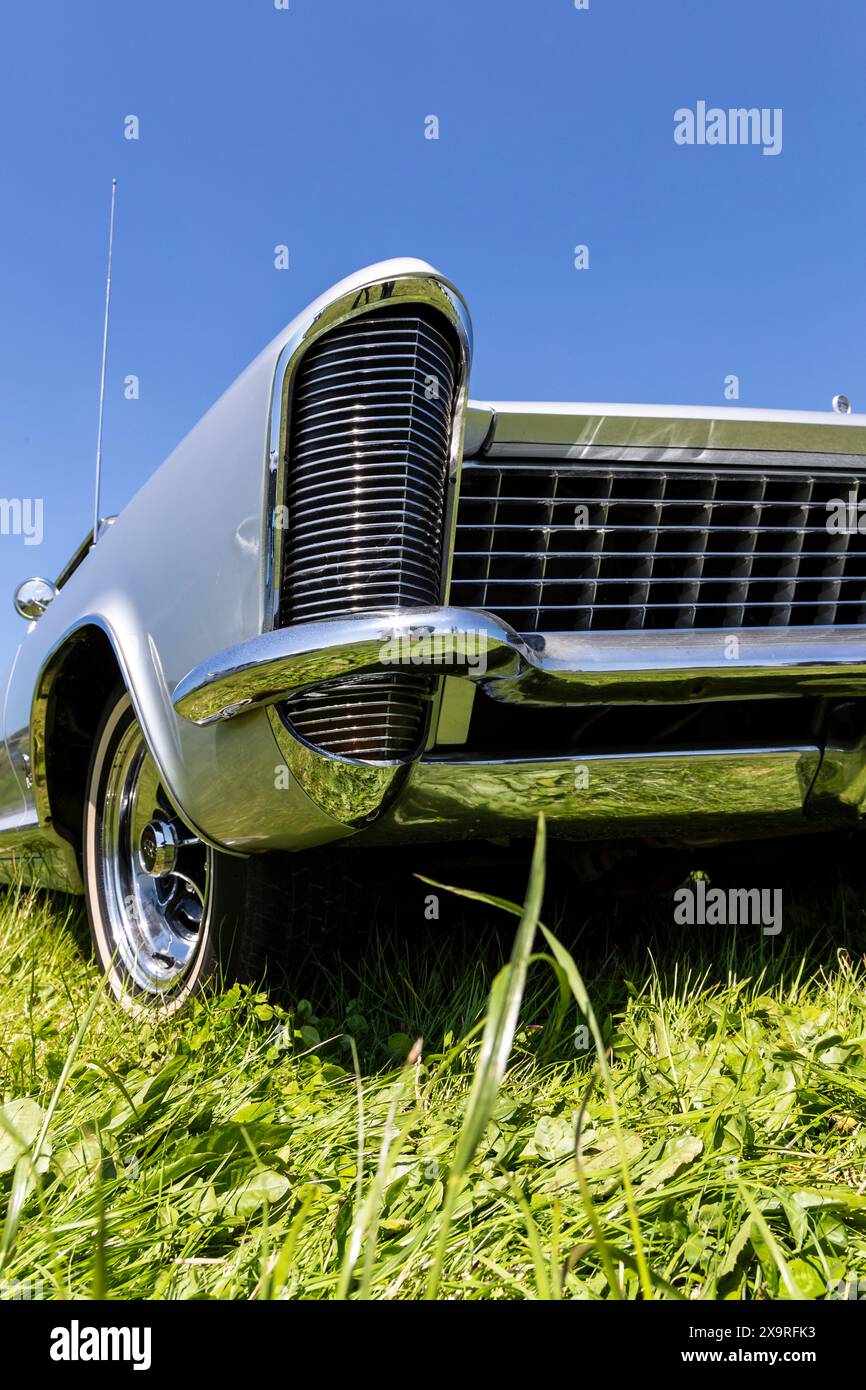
[171,261,866,856]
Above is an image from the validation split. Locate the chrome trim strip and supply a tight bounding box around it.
[476,443,866,471]
[462,404,495,458]
[473,401,866,458]
[264,268,473,634]
[0,808,40,837]
[173,610,866,727]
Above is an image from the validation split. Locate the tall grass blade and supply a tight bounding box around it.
[425,815,546,1299]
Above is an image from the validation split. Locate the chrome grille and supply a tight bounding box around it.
[278,305,458,759]
[277,675,435,761]
[451,460,866,632]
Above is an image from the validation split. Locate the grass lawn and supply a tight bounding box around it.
[1,822,866,1300]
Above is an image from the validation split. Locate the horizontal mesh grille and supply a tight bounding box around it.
[278,305,457,759]
[451,459,866,632]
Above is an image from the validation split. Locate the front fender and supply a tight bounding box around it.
[3,258,465,858]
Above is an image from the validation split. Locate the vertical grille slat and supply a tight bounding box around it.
[451,460,866,633]
[277,306,458,760]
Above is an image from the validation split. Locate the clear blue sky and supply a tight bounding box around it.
[1,0,864,659]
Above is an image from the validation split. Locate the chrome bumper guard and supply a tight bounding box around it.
[173,608,866,726]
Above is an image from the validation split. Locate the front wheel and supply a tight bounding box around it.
[83,689,360,1013]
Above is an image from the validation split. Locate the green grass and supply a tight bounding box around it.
[2,823,866,1300]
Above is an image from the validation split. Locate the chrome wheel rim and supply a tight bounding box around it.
[101,720,211,996]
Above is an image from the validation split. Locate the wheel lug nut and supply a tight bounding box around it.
[138,820,179,877]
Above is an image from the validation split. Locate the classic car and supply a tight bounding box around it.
[3,257,866,1012]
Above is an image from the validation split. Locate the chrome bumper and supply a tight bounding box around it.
[173,608,866,726]
[360,746,824,843]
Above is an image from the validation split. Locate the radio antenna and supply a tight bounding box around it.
[92,177,117,547]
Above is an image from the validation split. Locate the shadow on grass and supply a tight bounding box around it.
[273,830,866,1069]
